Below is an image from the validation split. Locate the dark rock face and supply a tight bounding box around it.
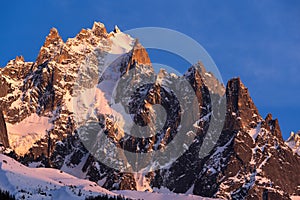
[191,79,300,199]
[36,28,64,66]
[224,77,261,131]
[0,76,10,98]
[263,113,284,141]
[1,22,299,200]
[0,110,9,148]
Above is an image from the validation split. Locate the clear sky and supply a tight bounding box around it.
[0,0,299,139]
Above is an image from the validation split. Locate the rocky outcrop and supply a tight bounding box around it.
[0,76,9,98]
[120,40,152,75]
[91,21,108,38]
[192,78,300,199]
[224,77,261,131]
[0,110,9,148]
[263,113,284,141]
[36,28,64,66]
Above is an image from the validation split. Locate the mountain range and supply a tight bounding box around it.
[0,22,299,200]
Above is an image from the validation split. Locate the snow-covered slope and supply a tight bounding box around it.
[0,154,117,200]
[0,154,215,200]
[6,114,52,155]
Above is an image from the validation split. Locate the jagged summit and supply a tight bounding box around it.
[114,25,121,33]
[15,55,25,62]
[91,21,107,37]
[130,40,151,65]
[224,77,261,130]
[265,113,273,122]
[185,62,225,96]
[36,27,64,65]
[263,113,283,141]
[43,27,63,47]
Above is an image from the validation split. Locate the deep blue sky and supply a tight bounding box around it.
[1,0,299,139]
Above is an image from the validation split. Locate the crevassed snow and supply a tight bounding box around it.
[6,114,52,155]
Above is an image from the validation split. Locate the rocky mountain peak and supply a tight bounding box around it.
[36,28,64,65]
[74,28,91,41]
[92,21,107,38]
[43,28,63,47]
[185,63,225,96]
[265,113,273,122]
[113,25,121,33]
[15,55,25,62]
[121,40,153,75]
[184,64,205,88]
[224,77,261,130]
[262,113,283,141]
[5,55,26,68]
[130,40,151,65]
[1,55,30,78]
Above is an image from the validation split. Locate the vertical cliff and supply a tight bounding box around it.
[0,110,9,148]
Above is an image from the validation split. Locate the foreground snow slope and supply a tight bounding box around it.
[0,154,119,200]
[0,154,214,200]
